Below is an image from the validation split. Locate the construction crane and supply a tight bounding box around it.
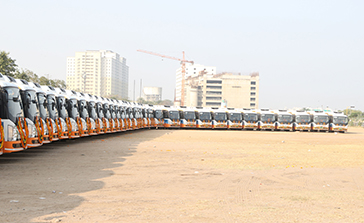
[137,49,194,106]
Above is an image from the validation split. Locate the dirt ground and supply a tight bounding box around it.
[1,127,364,223]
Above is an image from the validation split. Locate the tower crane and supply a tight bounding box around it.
[137,49,194,106]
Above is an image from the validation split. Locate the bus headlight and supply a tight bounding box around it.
[90,119,96,129]
[60,119,67,131]
[81,119,87,130]
[7,125,19,141]
[70,118,78,131]
[42,119,49,135]
[27,122,37,138]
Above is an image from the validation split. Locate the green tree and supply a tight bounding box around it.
[0,51,18,77]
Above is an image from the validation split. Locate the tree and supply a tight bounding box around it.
[0,51,18,77]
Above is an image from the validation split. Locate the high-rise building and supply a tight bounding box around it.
[184,71,259,109]
[66,50,129,99]
[175,64,216,105]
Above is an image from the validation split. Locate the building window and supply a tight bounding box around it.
[251,81,256,85]
[250,98,256,101]
[250,103,256,107]
[207,85,222,89]
[206,97,222,100]
[251,87,256,90]
[251,92,256,96]
[206,80,222,84]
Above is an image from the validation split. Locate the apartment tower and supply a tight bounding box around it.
[66,50,129,99]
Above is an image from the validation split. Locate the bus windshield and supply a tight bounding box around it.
[169,110,179,120]
[155,110,163,119]
[278,114,293,123]
[183,111,196,120]
[244,113,258,121]
[57,96,68,119]
[79,100,89,119]
[261,114,275,122]
[88,101,97,119]
[333,116,348,124]
[229,113,242,121]
[46,95,58,120]
[295,115,310,123]
[37,93,48,120]
[67,99,79,119]
[313,115,329,123]
[214,112,227,121]
[199,112,211,121]
[24,90,39,122]
[4,87,24,123]
[96,103,104,118]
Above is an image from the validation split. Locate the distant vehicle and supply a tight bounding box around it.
[293,110,311,131]
[211,108,228,129]
[258,108,276,131]
[242,109,259,130]
[196,107,213,129]
[227,108,243,129]
[162,106,181,128]
[180,106,197,128]
[309,110,329,132]
[274,110,294,131]
[328,111,349,133]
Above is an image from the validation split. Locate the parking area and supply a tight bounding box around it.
[1,128,364,222]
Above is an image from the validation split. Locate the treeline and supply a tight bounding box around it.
[0,51,66,88]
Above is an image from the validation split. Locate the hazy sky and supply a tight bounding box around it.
[1,0,363,110]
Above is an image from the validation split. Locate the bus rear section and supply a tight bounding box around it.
[328,112,349,133]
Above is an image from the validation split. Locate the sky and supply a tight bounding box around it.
[1,0,363,111]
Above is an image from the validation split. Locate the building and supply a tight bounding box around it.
[175,64,216,105]
[184,71,259,109]
[143,86,162,102]
[66,50,129,99]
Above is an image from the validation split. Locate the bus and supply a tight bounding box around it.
[274,110,294,131]
[55,88,80,139]
[153,106,164,129]
[28,82,52,143]
[0,74,28,152]
[180,106,197,128]
[227,108,243,129]
[258,108,276,131]
[162,106,181,128]
[242,109,259,130]
[328,111,349,133]
[211,108,228,129]
[196,107,213,129]
[293,111,311,131]
[15,79,43,147]
[309,110,329,132]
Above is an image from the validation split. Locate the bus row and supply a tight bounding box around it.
[159,107,349,132]
[0,73,349,155]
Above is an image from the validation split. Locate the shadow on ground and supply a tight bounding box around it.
[0,129,168,223]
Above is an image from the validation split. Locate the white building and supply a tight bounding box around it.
[143,86,162,102]
[66,50,129,99]
[175,64,216,105]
